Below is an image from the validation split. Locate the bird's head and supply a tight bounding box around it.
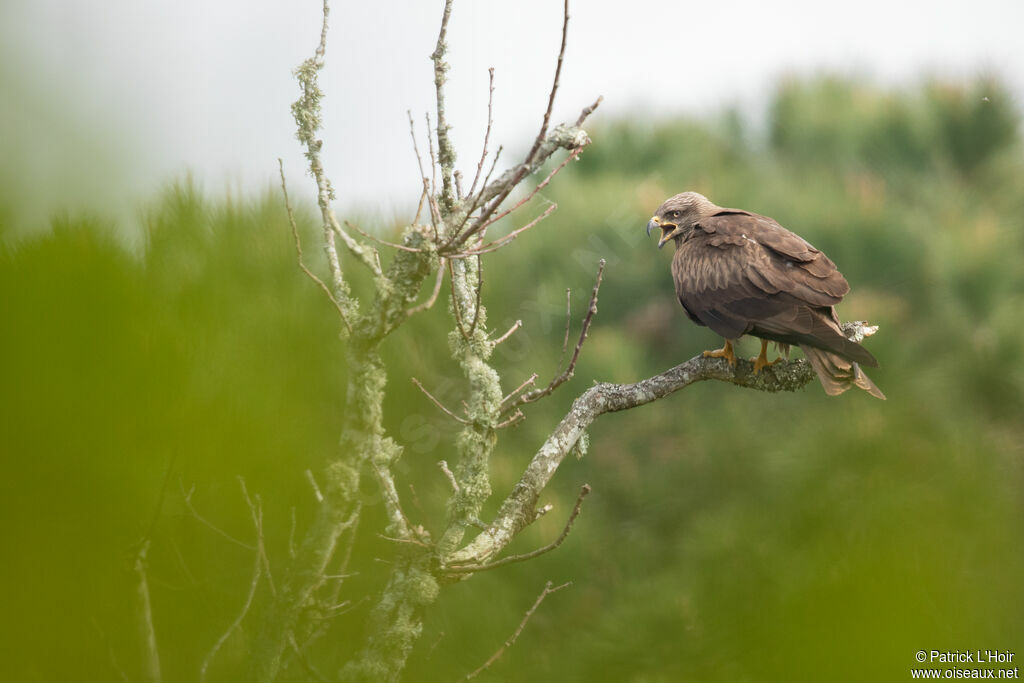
[647,191,716,249]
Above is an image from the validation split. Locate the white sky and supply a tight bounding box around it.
[2,0,1023,224]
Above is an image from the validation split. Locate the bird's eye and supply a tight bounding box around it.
[669,211,680,219]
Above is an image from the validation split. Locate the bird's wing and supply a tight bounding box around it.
[673,212,875,365]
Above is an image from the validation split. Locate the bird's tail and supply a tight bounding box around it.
[801,345,886,400]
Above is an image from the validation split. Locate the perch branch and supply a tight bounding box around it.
[447,323,882,568]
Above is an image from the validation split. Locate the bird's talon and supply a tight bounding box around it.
[703,340,736,367]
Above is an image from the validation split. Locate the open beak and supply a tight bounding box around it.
[647,216,677,250]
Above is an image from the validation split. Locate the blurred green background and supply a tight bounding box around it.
[1,74,1022,682]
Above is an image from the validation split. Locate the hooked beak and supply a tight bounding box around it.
[647,216,677,250]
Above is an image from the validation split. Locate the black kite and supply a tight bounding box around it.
[648,192,885,399]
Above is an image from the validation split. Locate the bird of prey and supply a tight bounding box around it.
[647,191,885,399]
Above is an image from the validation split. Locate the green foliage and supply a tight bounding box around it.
[2,75,1023,681]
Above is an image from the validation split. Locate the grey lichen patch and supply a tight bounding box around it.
[571,430,589,460]
[404,566,440,606]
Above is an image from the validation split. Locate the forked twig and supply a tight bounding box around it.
[500,372,537,407]
[451,145,582,253]
[454,203,558,258]
[446,484,590,574]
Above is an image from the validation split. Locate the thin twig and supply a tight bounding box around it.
[407,260,445,316]
[377,533,432,548]
[305,469,324,504]
[559,287,571,369]
[500,372,537,407]
[454,203,558,258]
[575,95,604,127]
[462,580,572,680]
[345,220,426,253]
[495,409,525,430]
[467,67,496,200]
[180,481,255,550]
[451,146,581,253]
[491,320,523,347]
[200,480,266,683]
[408,110,427,184]
[506,259,605,413]
[446,485,590,574]
[425,112,438,197]
[279,159,353,332]
[523,0,570,167]
[412,377,471,424]
[455,170,464,200]
[439,460,460,494]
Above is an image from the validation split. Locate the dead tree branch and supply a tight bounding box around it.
[448,322,876,568]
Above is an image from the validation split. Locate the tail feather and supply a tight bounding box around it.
[802,345,886,400]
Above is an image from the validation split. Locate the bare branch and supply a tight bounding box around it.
[575,95,604,127]
[507,258,605,412]
[345,220,427,253]
[492,320,523,348]
[279,159,352,332]
[559,287,571,369]
[449,144,581,254]
[467,67,496,200]
[454,203,558,258]
[431,0,457,211]
[425,113,438,197]
[412,377,471,425]
[408,110,428,184]
[445,485,590,574]
[494,409,525,430]
[523,0,570,167]
[500,372,537,407]
[462,580,572,680]
[305,469,324,504]
[180,481,255,550]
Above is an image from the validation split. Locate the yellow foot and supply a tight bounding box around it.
[751,339,782,374]
[703,339,737,367]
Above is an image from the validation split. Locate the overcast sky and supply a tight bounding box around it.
[3,0,1022,224]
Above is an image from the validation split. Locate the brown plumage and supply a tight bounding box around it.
[647,191,885,399]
